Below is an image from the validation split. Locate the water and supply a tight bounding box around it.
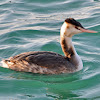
[0,0,100,99]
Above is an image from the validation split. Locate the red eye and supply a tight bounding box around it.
[75,26,80,30]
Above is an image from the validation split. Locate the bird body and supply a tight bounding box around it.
[1,18,97,74]
[1,51,82,74]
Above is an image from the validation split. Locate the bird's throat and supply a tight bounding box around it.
[60,36,76,59]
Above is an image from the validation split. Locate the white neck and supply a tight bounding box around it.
[60,35,76,58]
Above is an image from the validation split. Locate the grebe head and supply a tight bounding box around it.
[61,18,97,37]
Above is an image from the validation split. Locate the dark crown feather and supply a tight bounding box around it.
[65,18,84,28]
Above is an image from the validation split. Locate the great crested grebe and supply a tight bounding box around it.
[1,18,97,74]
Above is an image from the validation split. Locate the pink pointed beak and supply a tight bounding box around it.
[79,27,97,33]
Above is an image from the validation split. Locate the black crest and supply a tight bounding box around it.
[65,18,84,28]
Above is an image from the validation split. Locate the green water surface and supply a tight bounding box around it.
[0,0,100,99]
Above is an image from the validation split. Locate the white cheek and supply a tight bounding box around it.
[71,28,82,34]
[67,28,77,35]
